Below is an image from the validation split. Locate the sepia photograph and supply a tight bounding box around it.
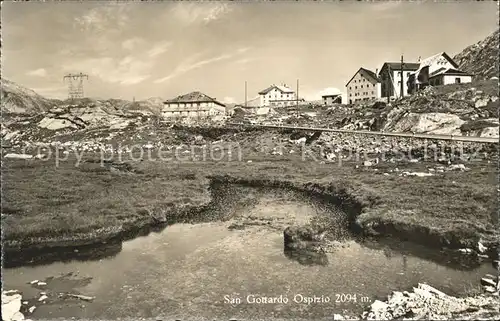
[1,0,499,320]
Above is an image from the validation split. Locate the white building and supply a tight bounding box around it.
[162,91,226,119]
[428,68,473,86]
[345,68,382,104]
[408,52,472,93]
[378,62,420,100]
[258,84,296,107]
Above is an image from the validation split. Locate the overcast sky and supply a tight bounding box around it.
[2,1,498,102]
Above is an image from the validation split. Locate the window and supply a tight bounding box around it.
[349,86,351,90]
[349,93,352,96]
[407,72,411,77]
[372,91,374,95]
[398,81,401,86]
[455,77,461,84]
[398,72,402,77]
[367,84,370,88]
[361,85,363,88]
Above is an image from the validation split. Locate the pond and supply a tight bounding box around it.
[3,187,495,319]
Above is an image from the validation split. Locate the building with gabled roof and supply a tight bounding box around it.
[345,67,381,104]
[258,83,296,107]
[407,52,472,94]
[378,61,420,100]
[162,91,226,119]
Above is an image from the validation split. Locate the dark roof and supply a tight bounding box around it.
[164,91,225,107]
[380,62,420,72]
[346,67,381,86]
[429,68,474,78]
[258,84,295,95]
[321,93,341,98]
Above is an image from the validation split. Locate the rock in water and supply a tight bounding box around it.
[283,226,328,266]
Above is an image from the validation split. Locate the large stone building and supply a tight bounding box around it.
[345,68,381,104]
[378,62,420,100]
[407,52,473,94]
[162,91,226,119]
[258,84,297,107]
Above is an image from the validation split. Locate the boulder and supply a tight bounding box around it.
[4,153,33,160]
[283,226,328,266]
[2,291,24,321]
[480,278,497,288]
[385,112,465,135]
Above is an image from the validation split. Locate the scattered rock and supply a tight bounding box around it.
[38,295,48,302]
[483,286,497,294]
[363,160,373,167]
[481,278,497,287]
[2,291,25,321]
[402,171,434,177]
[477,242,487,254]
[447,164,468,171]
[4,153,33,160]
[66,294,95,302]
[362,283,500,320]
[28,306,36,314]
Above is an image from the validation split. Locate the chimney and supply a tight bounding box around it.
[375,68,378,75]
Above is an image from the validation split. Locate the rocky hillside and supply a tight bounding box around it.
[454,28,499,80]
[233,80,499,138]
[1,78,60,114]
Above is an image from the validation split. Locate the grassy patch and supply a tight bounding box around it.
[1,154,498,252]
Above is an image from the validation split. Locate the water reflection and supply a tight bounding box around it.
[284,248,329,266]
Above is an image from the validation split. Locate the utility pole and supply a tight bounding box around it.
[245,81,247,108]
[296,79,299,110]
[63,72,89,100]
[400,54,404,99]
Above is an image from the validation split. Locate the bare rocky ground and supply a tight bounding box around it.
[3,281,498,321]
[233,80,498,136]
[360,283,500,320]
[2,273,95,321]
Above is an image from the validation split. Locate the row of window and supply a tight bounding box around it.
[351,97,371,103]
[350,91,375,97]
[397,72,412,78]
[166,102,211,108]
[381,71,412,81]
[349,83,373,90]
[265,93,293,98]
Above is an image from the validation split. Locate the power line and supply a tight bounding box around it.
[63,73,89,100]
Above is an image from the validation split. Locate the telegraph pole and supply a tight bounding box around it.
[296,79,299,109]
[245,81,248,108]
[63,72,89,100]
[400,55,404,99]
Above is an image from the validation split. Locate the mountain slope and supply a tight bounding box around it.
[1,78,60,114]
[453,29,499,80]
